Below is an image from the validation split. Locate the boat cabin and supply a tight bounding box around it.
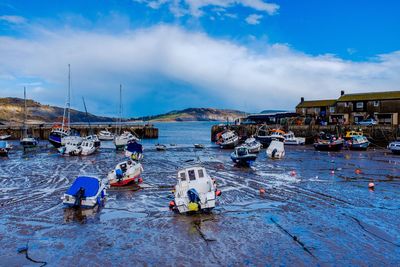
[176,167,212,196]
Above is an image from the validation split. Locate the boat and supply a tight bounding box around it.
[98,129,114,141]
[346,135,370,150]
[242,137,262,153]
[20,87,38,150]
[344,130,364,140]
[314,132,344,151]
[156,144,167,151]
[284,131,305,145]
[230,146,257,166]
[84,134,101,148]
[125,141,144,160]
[49,65,72,148]
[80,97,101,152]
[62,176,106,208]
[115,131,139,150]
[58,136,83,156]
[194,144,205,149]
[256,126,285,146]
[217,130,239,149]
[0,134,11,140]
[388,140,400,155]
[107,160,144,186]
[0,141,11,157]
[169,166,220,214]
[81,140,97,156]
[266,140,285,159]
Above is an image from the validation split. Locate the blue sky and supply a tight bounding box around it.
[0,0,399,117]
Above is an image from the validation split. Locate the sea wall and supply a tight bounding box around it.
[211,124,400,146]
[0,123,158,140]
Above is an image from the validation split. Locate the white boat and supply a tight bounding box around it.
[217,130,239,149]
[266,140,285,159]
[98,129,114,141]
[388,140,400,155]
[81,140,97,156]
[84,134,101,148]
[125,141,144,160]
[115,131,139,149]
[155,144,167,151]
[62,176,106,208]
[284,131,305,145]
[58,136,83,156]
[20,87,38,150]
[170,166,220,214]
[194,144,205,149]
[0,141,11,157]
[243,137,262,153]
[107,160,144,187]
[0,134,11,140]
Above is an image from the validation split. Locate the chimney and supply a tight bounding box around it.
[341,90,345,96]
[301,97,304,103]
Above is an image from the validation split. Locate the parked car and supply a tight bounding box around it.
[356,118,378,126]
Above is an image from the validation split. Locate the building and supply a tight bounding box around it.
[333,90,400,125]
[295,97,337,121]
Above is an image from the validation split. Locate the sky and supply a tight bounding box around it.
[0,0,399,117]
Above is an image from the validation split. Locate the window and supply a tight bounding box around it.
[329,107,335,113]
[180,172,186,181]
[198,169,204,178]
[373,101,379,107]
[356,102,364,109]
[344,102,348,107]
[188,170,196,181]
[314,108,320,113]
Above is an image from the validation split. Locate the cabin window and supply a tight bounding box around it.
[188,170,196,181]
[329,107,335,113]
[198,169,204,178]
[373,101,379,107]
[179,172,186,181]
[356,102,363,109]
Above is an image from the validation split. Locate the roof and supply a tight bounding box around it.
[296,100,336,108]
[337,91,400,102]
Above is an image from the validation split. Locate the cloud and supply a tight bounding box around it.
[0,25,400,116]
[0,15,26,24]
[245,14,263,25]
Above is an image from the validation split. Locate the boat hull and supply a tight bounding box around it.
[314,142,343,151]
[0,149,9,157]
[348,142,369,150]
[49,132,66,148]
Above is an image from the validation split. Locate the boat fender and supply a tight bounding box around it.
[169,200,175,209]
[271,148,277,158]
[216,190,221,196]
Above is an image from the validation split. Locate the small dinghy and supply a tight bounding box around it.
[98,129,114,141]
[62,176,106,208]
[388,140,400,155]
[216,130,239,149]
[81,140,97,156]
[58,136,83,156]
[314,132,343,151]
[266,140,285,159]
[0,134,11,140]
[170,166,220,214]
[243,137,262,153]
[107,160,144,186]
[346,135,370,150]
[284,131,305,145]
[194,144,205,149]
[0,141,11,157]
[231,146,257,166]
[125,141,144,161]
[156,144,167,151]
[20,136,38,150]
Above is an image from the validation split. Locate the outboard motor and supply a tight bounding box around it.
[74,187,85,207]
[271,148,278,158]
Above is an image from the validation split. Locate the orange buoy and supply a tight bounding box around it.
[290,170,296,176]
[216,190,222,196]
[368,182,375,189]
[355,169,362,175]
[259,188,266,194]
[169,200,175,208]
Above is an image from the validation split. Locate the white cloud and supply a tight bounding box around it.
[245,14,263,25]
[0,15,26,24]
[0,25,399,114]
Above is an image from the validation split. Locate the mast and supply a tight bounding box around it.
[118,84,122,135]
[23,86,27,137]
[82,97,92,134]
[67,63,71,128]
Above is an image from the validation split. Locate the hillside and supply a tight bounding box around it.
[0,97,116,124]
[135,108,246,122]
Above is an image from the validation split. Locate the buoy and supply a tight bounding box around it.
[330,170,335,174]
[216,190,222,196]
[259,188,266,194]
[368,182,375,189]
[169,200,175,208]
[138,177,143,183]
[290,170,296,176]
[355,169,362,175]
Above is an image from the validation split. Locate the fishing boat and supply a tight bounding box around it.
[84,134,100,148]
[107,160,144,186]
[217,130,239,149]
[256,124,270,145]
[58,136,83,156]
[0,134,11,140]
[256,126,285,146]
[346,135,370,150]
[125,141,144,160]
[230,146,257,166]
[49,65,72,148]
[81,140,97,156]
[0,141,11,157]
[266,140,285,159]
[194,144,205,149]
[20,87,38,150]
[344,130,363,140]
[388,140,400,155]
[284,131,305,145]
[98,129,114,141]
[115,131,139,149]
[242,137,262,153]
[314,132,344,151]
[62,176,106,208]
[155,144,167,151]
[169,166,220,214]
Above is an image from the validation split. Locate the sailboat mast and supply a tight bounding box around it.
[82,97,92,133]
[23,86,27,137]
[67,64,71,128]
[118,84,122,135]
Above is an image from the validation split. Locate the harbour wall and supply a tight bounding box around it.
[211,124,400,146]
[0,123,158,140]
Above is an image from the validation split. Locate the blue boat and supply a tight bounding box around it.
[346,136,370,150]
[62,176,106,208]
[231,146,257,166]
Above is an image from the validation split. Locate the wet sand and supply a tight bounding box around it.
[0,140,399,266]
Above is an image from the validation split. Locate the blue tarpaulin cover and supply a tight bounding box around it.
[126,142,143,153]
[0,141,7,148]
[66,176,100,197]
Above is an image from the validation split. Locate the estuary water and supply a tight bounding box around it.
[1,121,399,266]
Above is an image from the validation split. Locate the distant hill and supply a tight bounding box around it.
[260,109,288,114]
[0,97,116,124]
[134,108,246,122]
